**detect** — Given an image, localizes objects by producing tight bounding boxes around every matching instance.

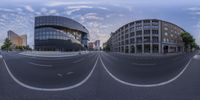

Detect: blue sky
[0,0,200,47]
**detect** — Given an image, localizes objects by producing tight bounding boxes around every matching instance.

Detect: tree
[1,38,12,51]
[180,32,196,52]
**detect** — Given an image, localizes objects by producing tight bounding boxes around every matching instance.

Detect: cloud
[0,8,14,12]
[188,7,200,11]
[48,9,57,14]
[83,13,104,20]
[66,9,81,15]
[97,6,109,10]
[35,12,42,15]
[16,8,23,12]
[24,5,34,12]
[46,1,94,7]
[67,5,93,9]
[41,8,48,13]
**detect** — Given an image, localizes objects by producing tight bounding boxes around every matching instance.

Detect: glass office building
[34,16,89,51]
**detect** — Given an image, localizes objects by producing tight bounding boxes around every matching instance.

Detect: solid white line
[2,54,99,91]
[100,55,194,87]
[29,62,53,67]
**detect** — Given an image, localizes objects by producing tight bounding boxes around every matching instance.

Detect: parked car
[193,52,200,60]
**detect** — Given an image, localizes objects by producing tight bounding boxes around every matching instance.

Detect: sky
[0,0,200,47]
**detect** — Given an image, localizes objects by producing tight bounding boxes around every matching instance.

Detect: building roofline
[114,19,186,33]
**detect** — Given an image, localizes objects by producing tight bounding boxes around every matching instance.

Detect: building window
[165,32,168,36]
[144,37,150,43]
[125,40,129,45]
[144,44,150,53]
[144,30,150,35]
[152,20,159,23]
[121,36,124,40]
[136,31,142,36]
[164,27,168,31]
[136,45,142,53]
[130,38,135,44]
[121,46,124,52]
[152,36,159,43]
[144,20,150,23]
[152,30,159,35]
[130,22,134,26]
[152,44,159,53]
[136,37,142,43]
[125,46,129,53]
[121,41,124,45]
[163,38,166,42]
[131,45,135,53]
[125,34,129,38]
[167,39,169,42]
[171,34,174,37]
[130,32,135,37]
[136,21,142,24]
[136,26,142,30]
[130,27,134,32]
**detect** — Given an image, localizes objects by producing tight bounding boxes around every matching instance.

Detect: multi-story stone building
[109,19,184,54]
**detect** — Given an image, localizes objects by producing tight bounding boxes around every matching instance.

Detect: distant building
[94,40,100,50]
[103,36,112,51]
[88,42,95,50]
[7,30,27,47]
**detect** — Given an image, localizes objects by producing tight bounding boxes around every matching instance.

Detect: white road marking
[57,73,63,77]
[100,53,195,87]
[2,54,99,91]
[29,62,53,67]
[67,72,74,75]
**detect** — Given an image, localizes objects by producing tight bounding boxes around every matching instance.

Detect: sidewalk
[19,51,89,57]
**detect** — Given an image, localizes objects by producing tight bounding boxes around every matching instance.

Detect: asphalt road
[1,51,99,88]
[100,51,197,84]
[0,51,200,100]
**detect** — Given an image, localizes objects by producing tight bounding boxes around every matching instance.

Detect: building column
[135,44,137,53]
[142,44,144,53]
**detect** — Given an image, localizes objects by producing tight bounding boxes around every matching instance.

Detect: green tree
[1,38,12,51]
[180,32,196,52]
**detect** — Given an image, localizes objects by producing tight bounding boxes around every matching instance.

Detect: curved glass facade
[34,16,89,51]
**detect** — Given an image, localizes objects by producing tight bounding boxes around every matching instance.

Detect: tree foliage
[1,38,12,51]
[181,32,199,51]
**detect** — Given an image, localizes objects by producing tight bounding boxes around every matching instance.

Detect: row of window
[116,25,159,33]
[36,28,82,39]
[111,30,159,43]
[35,34,70,40]
[115,44,159,53]
[116,30,159,36]
[163,38,178,43]
[116,37,159,45]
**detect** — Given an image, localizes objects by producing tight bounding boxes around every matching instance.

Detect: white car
[193,52,200,60]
